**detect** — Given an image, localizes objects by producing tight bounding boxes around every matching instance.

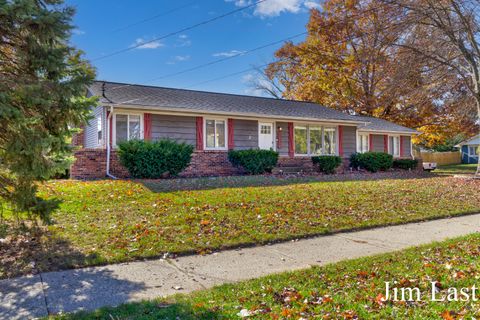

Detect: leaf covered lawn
[1,176,479,278]
[54,233,480,319]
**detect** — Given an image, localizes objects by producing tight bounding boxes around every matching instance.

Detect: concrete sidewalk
[1,214,479,319]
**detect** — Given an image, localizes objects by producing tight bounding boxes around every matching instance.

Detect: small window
[469,146,479,156]
[97,116,103,145]
[115,114,142,145]
[389,136,400,157]
[260,125,271,135]
[205,119,226,149]
[357,133,369,153]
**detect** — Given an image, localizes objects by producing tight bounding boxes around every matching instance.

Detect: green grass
[52,233,480,319]
[436,163,477,175]
[1,175,480,279]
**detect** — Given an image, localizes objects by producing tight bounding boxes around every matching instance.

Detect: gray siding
[402,136,411,157]
[84,105,105,148]
[276,122,289,156]
[371,134,386,152]
[342,126,356,157]
[151,114,196,145]
[233,119,258,150]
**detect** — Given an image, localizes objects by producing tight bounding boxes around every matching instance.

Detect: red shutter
[400,136,404,157]
[143,113,152,141]
[384,135,388,153]
[369,134,373,152]
[288,122,294,158]
[196,117,204,151]
[228,118,234,150]
[338,125,344,157]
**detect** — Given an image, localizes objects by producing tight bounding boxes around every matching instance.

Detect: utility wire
[111,0,198,33]
[93,0,267,61]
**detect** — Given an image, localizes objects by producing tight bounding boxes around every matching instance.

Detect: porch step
[272,166,315,174]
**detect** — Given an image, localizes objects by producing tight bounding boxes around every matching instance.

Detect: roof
[457,134,480,146]
[89,81,417,133]
[354,115,419,134]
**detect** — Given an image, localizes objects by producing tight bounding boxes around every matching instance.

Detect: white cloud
[72,29,85,35]
[225,0,320,17]
[176,34,192,47]
[167,55,191,65]
[212,50,246,58]
[131,37,164,50]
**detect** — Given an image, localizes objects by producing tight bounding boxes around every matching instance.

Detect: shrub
[357,152,393,173]
[349,153,362,169]
[393,159,418,170]
[228,149,279,174]
[118,139,194,178]
[312,156,342,174]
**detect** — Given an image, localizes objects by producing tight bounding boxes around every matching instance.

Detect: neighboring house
[71,81,418,179]
[456,134,479,164]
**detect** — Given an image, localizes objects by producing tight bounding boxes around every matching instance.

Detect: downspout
[106,106,117,179]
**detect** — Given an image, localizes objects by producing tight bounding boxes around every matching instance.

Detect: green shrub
[393,159,418,170]
[357,152,393,173]
[312,156,342,174]
[118,139,193,178]
[349,153,362,169]
[228,149,279,174]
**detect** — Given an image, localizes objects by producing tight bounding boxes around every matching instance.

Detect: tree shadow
[139,171,436,193]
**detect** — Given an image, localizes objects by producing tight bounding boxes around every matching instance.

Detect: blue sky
[67,0,320,95]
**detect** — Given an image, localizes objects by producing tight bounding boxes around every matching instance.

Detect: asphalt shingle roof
[89,81,417,133]
[354,115,418,134]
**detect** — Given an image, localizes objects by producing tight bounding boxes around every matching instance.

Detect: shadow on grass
[61,300,224,320]
[139,171,436,193]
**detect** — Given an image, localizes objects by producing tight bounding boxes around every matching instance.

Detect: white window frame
[97,115,103,146]
[204,118,228,150]
[357,132,369,153]
[469,146,479,156]
[294,123,338,157]
[112,112,144,147]
[388,135,400,157]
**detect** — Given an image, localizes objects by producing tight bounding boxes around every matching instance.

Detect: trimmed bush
[393,159,418,170]
[228,149,279,175]
[118,139,193,178]
[349,153,362,169]
[357,152,393,172]
[312,156,342,174]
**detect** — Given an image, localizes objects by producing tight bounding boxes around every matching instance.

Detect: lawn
[53,233,480,319]
[1,175,480,279]
[435,163,477,175]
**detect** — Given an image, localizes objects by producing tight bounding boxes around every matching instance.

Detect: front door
[259,122,274,150]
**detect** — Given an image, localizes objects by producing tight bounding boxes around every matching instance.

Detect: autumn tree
[0,0,96,222]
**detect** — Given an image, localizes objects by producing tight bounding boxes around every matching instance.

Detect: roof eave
[357,128,420,135]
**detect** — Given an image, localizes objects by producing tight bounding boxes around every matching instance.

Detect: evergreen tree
[0,0,96,222]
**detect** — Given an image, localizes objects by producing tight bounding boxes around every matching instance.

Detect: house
[71,81,419,179]
[456,134,479,164]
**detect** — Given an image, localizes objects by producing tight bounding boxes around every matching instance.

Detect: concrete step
[272,166,315,174]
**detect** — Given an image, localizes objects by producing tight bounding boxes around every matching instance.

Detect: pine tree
[0,0,96,222]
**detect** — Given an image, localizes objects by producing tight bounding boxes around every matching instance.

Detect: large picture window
[294,125,337,156]
[388,136,400,157]
[205,119,227,149]
[115,113,142,145]
[357,133,369,153]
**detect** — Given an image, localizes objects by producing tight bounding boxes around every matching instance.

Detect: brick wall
[71,125,85,148]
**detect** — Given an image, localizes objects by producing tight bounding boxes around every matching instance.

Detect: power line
[93,0,267,62]
[111,0,198,33]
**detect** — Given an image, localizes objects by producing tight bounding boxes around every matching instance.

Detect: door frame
[258,122,275,150]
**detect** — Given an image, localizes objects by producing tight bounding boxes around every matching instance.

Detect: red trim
[107,111,113,147]
[196,117,204,151]
[338,125,344,157]
[400,136,404,157]
[143,113,152,141]
[384,135,388,153]
[369,134,373,152]
[228,118,234,150]
[288,122,294,158]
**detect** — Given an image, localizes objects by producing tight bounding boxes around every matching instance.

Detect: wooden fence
[413,151,461,165]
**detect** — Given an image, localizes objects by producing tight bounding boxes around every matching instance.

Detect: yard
[52,233,480,319]
[435,163,478,175]
[1,174,480,279]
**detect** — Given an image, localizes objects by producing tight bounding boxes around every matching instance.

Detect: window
[294,125,337,156]
[260,125,271,134]
[97,116,103,145]
[469,146,479,156]
[357,133,369,153]
[205,119,227,149]
[115,113,142,145]
[388,136,400,157]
